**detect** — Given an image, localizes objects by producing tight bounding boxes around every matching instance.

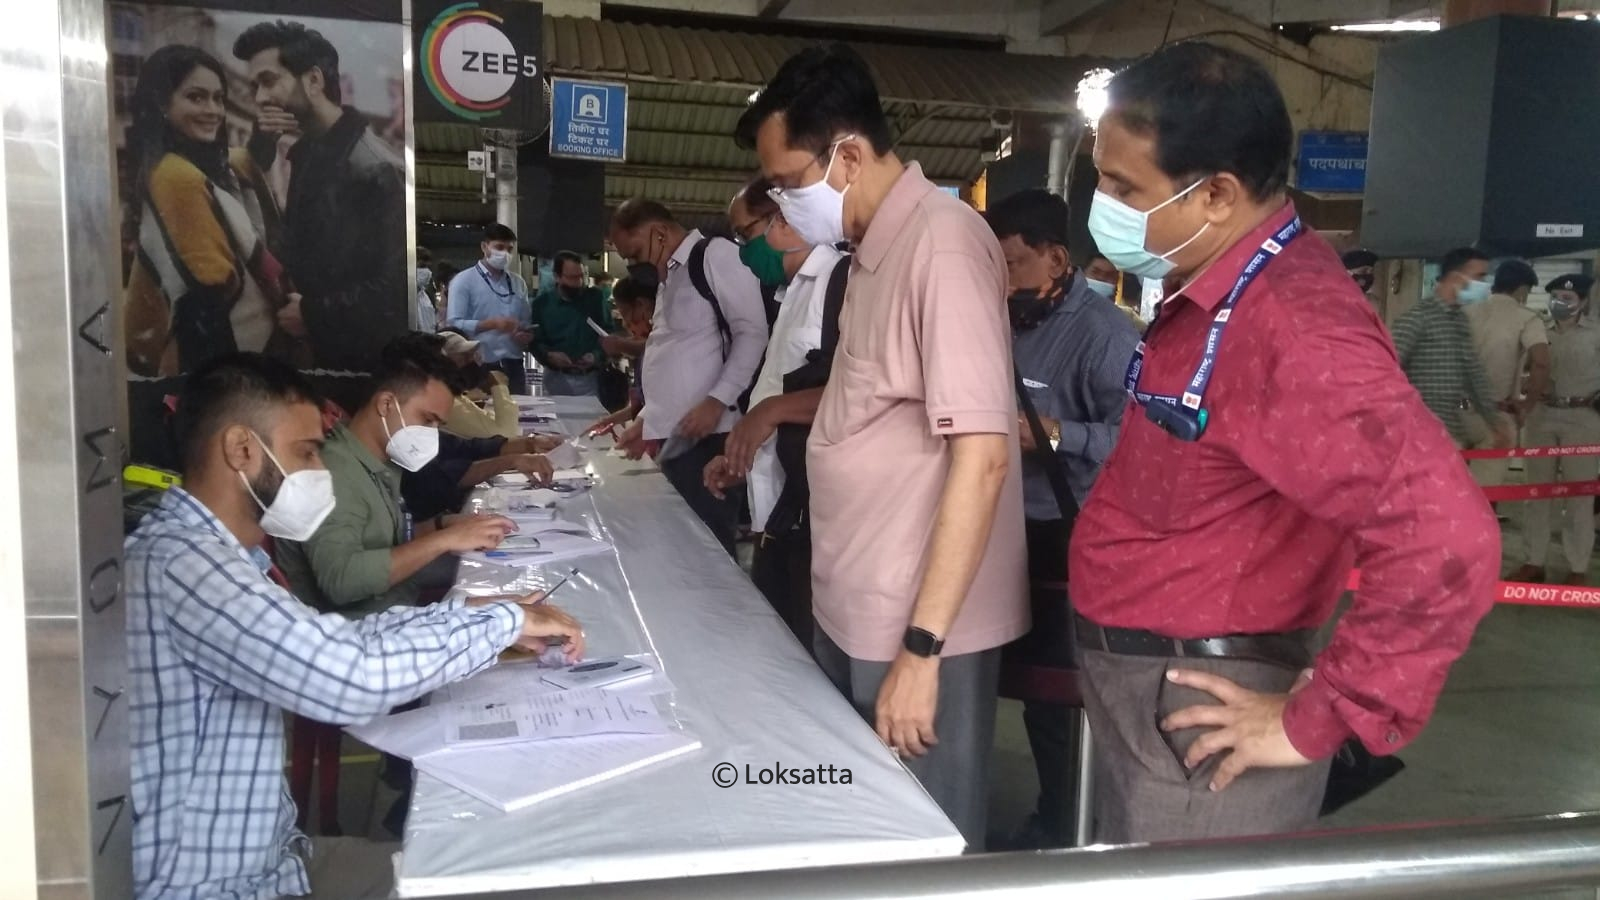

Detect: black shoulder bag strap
[820,255,851,356]
[1015,366,1079,520]
[686,237,732,360]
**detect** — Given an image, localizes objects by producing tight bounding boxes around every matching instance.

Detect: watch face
[904,627,941,657]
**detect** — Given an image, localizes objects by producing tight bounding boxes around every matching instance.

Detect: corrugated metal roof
[543,16,1090,115]
[420,14,1077,224]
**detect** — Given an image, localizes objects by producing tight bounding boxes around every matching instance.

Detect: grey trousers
[1078,649,1332,844]
[813,626,1000,849]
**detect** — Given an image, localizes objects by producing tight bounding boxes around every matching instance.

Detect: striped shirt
[126,488,521,900]
[1390,295,1498,445]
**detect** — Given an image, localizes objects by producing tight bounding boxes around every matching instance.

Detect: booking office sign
[414,0,544,127]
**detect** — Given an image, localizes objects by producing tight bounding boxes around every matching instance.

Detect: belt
[1544,396,1597,409]
[1073,614,1314,670]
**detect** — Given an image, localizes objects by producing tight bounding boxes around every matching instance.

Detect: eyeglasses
[730,215,775,247]
[766,133,857,200]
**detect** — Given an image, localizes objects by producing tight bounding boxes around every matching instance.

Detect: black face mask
[558,284,582,299]
[1352,274,1375,293]
[1009,277,1068,331]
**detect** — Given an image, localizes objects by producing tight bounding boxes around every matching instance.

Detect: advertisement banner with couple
[113,1,407,462]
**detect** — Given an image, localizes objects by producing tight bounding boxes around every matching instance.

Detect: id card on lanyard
[1124,215,1303,441]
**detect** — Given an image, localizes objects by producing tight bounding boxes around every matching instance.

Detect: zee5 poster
[111,0,409,464]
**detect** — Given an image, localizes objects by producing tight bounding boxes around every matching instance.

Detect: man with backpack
[705,176,850,650]
[607,199,769,552]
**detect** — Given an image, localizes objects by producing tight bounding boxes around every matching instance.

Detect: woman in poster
[123,44,304,376]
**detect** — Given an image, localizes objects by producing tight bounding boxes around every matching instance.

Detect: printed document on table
[445,687,667,746]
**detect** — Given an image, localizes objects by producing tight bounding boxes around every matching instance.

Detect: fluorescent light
[1076,68,1114,126]
[746,89,760,104]
[1332,20,1441,32]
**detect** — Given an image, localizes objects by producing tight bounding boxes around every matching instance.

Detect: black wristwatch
[902,626,945,658]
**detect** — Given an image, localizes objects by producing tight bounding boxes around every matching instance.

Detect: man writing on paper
[529,251,609,396]
[277,337,550,618]
[704,175,848,649]
[1070,42,1496,843]
[739,44,1027,846]
[607,199,769,553]
[126,353,583,900]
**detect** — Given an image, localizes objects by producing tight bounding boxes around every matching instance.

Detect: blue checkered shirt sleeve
[163,536,522,724]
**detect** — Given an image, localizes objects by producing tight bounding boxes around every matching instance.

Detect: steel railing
[441,811,1600,900]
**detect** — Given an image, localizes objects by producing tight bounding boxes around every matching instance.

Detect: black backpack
[686,237,780,412]
[762,254,852,536]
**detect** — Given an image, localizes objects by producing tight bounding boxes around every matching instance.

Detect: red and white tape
[1345,572,1600,609]
[1461,443,1600,460]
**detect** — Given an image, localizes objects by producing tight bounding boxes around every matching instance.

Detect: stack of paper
[417,733,701,812]
[462,527,612,566]
[349,672,697,812]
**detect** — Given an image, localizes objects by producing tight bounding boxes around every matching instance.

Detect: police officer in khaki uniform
[1465,260,1551,491]
[1512,274,1600,585]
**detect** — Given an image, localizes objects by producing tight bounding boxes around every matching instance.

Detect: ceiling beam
[758,0,793,17]
[1039,0,1119,36]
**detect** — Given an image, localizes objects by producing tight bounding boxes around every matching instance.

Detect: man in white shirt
[705,177,848,649]
[608,199,769,552]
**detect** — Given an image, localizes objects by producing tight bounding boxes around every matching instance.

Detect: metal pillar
[495,140,519,234]
[2,0,129,898]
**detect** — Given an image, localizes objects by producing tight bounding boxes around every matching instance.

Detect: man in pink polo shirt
[736,43,1027,846]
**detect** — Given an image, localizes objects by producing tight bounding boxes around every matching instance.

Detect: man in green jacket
[530,250,608,395]
[277,339,520,618]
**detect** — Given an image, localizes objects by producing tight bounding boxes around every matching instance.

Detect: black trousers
[1009,515,1080,841]
[492,357,528,395]
[659,433,737,554]
[751,525,813,652]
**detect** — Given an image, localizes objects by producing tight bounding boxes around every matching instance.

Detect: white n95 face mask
[485,249,510,271]
[240,432,335,541]
[768,135,854,248]
[381,404,440,472]
[1087,178,1210,281]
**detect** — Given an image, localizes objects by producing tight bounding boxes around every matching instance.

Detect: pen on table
[533,567,579,604]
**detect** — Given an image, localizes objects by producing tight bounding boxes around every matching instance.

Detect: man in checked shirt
[125,353,585,900]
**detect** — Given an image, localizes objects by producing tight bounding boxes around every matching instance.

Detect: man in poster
[235,20,407,372]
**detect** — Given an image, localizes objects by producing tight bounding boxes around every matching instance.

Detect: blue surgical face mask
[1084,276,1117,299]
[1457,277,1491,305]
[1086,179,1210,281]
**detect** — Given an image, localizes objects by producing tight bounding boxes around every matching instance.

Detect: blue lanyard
[1124,215,1303,441]
[478,263,516,301]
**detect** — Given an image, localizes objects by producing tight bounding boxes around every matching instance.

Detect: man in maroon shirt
[1069,42,1498,843]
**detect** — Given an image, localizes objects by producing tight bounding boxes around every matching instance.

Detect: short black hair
[483,223,516,244]
[610,276,657,307]
[737,174,781,221]
[1341,248,1378,270]
[735,43,893,157]
[372,333,460,401]
[175,352,322,476]
[1493,259,1538,293]
[1106,41,1293,202]
[552,250,585,277]
[611,199,675,233]
[232,20,342,104]
[416,246,433,265]
[985,189,1069,252]
[1440,246,1489,278]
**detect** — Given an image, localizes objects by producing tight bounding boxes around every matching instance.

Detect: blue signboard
[1296,131,1368,193]
[550,77,627,161]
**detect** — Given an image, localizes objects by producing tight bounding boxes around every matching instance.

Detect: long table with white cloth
[392,396,964,896]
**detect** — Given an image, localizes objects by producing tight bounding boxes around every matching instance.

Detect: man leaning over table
[126,352,583,900]
[739,44,1028,847]
[276,335,542,618]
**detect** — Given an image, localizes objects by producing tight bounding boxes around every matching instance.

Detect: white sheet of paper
[543,442,583,470]
[585,317,611,338]
[552,467,589,482]
[445,688,666,746]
